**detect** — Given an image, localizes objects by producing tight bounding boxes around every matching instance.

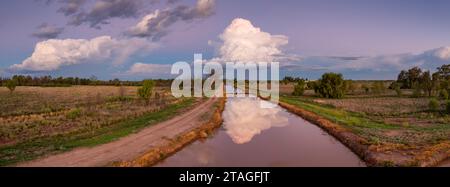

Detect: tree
[5,79,17,93]
[314,73,345,99]
[437,64,450,79]
[292,79,306,96]
[138,80,155,104]
[396,67,423,89]
[420,71,433,97]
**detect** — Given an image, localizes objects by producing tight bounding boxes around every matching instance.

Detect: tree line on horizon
[0,75,173,88]
[287,64,450,100]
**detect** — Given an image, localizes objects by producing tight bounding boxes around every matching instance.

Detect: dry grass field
[0,86,196,165]
[279,81,450,166]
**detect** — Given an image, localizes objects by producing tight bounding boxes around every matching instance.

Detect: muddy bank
[275,100,449,167]
[115,97,226,167]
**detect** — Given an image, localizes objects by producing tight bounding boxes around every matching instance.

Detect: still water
[156,87,365,167]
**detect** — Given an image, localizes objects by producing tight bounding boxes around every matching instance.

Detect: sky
[1,0,450,80]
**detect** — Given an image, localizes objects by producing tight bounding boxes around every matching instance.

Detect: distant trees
[0,75,172,87]
[138,80,155,104]
[395,65,450,98]
[313,73,346,99]
[282,76,308,84]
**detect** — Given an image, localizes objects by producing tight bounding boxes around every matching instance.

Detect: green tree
[314,73,345,99]
[420,71,433,97]
[439,89,449,100]
[428,98,440,111]
[138,80,155,104]
[292,79,306,96]
[5,79,17,93]
[396,66,423,89]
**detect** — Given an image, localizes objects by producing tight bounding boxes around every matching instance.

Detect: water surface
[156,88,365,167]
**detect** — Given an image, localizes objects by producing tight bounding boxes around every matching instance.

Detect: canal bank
[155,87,365,167]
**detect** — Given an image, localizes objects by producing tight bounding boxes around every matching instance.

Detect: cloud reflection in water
[222,98,289,144]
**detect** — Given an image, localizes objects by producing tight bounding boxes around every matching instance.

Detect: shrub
[428,98,440,111]
[138,80,155,104]
[390,82,402,97]
[306,81,317,90]
[395,87,402,97]
[314,73,345,99]
[446,100,450,114]
[361,84,370,94]
[66,108,82,119]
[345,80,358,94]
[371,82,385,94]
[412,83,422,97]
[292,79,306,96]
[5,79,17,93]
[439,89,449,100]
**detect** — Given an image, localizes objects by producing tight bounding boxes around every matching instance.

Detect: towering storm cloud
[217,18,289,62]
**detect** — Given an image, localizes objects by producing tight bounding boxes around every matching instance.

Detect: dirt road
[19,97,218,167]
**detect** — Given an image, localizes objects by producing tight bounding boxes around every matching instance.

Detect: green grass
[281,96,398,130]
[0,98,195,166]
[280,96,450,145]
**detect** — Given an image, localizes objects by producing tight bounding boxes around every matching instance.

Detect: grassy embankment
[280,95,450,166]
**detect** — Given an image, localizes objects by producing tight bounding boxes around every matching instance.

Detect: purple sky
[1,0,450,80]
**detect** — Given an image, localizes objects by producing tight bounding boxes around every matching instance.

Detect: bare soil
[18,97,218,167]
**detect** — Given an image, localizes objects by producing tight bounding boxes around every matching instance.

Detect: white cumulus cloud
[10,36,157,72]
[125,62,172,75]
[217,18,289,62]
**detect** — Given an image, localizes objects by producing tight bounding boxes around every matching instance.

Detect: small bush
[5,79,17,93]
[395,87,402,97]
[446,100,450,114]
[66,108,82,119]
[439,89,449,100]
[391,82,402,97]
[138,80,155,104]
[428,98,440,111]
[412,87,422,98]
[371,82,385,94]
